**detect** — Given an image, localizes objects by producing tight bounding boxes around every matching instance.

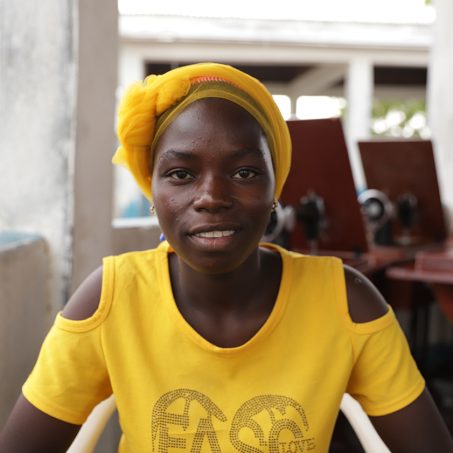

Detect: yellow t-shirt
[23,242,424,452]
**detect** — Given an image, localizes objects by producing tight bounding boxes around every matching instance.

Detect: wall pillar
[289,96,297,118]
[71,0,117,291]
[427,0,453,224]
[119,46,145,90]
[345,58,374,190]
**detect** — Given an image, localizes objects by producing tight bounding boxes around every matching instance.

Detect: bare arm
[0,267,103,452]
[370,388,453,452]
[344,265,453,452]
[0,396,80,453]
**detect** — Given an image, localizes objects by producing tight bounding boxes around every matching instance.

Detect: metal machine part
[395,192,419,245]
[298,191,327,253]
[358,189,393,236]
[396,192,418,230]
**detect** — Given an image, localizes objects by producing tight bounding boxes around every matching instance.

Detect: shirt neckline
[157,241,292,354]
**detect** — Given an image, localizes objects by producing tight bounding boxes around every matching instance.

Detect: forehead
[153,98,268,155]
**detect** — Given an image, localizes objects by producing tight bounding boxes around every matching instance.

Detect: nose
[192,174,233,213]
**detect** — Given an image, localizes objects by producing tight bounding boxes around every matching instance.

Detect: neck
[169,248,265,315]
[168,245,282,348]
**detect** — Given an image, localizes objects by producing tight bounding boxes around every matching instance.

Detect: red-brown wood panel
[281,118,368,254]
[359,139,447,245]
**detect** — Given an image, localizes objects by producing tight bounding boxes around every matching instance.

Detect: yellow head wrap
[113,62,291,200]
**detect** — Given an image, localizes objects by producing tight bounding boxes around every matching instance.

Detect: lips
[193,230,235,238]
[188,224,241,248]
[189,223,240,237]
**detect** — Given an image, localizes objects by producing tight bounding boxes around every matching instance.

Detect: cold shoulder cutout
[61,267,103,321]
[344,264,389,323]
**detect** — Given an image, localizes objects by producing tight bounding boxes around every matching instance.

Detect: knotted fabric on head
[113,63,292,200]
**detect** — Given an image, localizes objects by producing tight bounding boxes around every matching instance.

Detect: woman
[1,63,452,452]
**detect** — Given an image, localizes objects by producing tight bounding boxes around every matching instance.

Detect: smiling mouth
[193,230,235,238]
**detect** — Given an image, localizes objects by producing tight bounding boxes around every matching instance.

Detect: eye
[233,168,258,180]
[167,169,193,181]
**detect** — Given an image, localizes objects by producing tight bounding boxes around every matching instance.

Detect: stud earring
[150,204,156,215]
[272,200,278,212]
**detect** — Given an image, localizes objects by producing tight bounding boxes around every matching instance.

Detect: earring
[150,204,156,215]
[272,200,278,212]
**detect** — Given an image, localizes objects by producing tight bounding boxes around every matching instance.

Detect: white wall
[0,0,77,311]
[428,0,453,220]
[0,0,118,308]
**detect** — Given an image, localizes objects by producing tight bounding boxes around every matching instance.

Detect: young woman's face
[151,98,276,274]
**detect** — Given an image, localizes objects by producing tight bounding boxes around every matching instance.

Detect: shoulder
[343,264,389,323]
[61,266,103,320]
[61,248,164,321]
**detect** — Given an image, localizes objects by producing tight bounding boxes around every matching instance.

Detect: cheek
[152,186,191,224]
[154,195,179,217]
[246,194,274,228]
[249,177,275,209]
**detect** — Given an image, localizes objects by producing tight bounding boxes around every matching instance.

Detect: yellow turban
[113,63,291,200]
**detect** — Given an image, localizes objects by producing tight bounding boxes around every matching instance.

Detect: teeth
[195,230,235,238]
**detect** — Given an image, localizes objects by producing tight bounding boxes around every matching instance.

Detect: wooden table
[386,245,453,323]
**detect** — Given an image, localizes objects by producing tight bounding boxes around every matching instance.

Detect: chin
[181,246,260,276]
[182,255,245,276]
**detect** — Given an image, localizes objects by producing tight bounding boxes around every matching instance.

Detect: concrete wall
[112,217,162,255]
[0,0,118,448]
[71,0,117,292]
[0,0,77,312]
[0,0,117,306]
[0,234,52,427]
[427,0,453,219]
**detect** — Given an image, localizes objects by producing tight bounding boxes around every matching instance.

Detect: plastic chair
[66,395,116,453]
[340,393,391,453]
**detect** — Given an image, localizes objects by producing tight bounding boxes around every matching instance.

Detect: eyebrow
[230,147,266,159]
[156,149,197,163]
[157,147,266,163]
